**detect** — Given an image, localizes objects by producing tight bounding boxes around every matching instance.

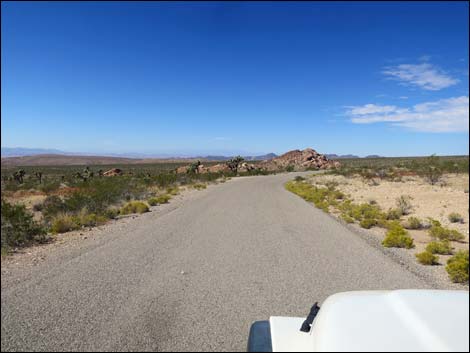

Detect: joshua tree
[34,171,43,184]
[13,169,26,184]
[83,166,92,179]
[75,172,87,182]
[187,160,201,174]
[226,156,244,173]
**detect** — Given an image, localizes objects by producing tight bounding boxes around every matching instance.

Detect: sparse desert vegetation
[286,155,469,284]
[1,156,296,255]
[0,163,230,253]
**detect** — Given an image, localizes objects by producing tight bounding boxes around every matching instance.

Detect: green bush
[120,201,149,215]
[339,202,383,222]
[39,181,61,193]
[386,208,402,220]
[382,222,414,249]
[294,176,305,182]
[148,194,171,206]
[74,210,107,227]
[360,218,377,229]
[285,181,335,212]
[42,195,66,218]
[1,199,47,248]
[448,212,464,223]
[166,186,180,195]
[429,224,465,242]
[404,216,422,230]
[446,251,469,283]
[426,241,453,255]
[286,165,295,172]
[147,197,159,206]
[420,155,443,185]
[192,183,207,190]
[50,213,80,234]
[416,251,439,265]
[103,208,119,219]
[340,214,355,223]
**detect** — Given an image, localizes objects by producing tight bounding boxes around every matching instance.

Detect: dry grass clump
[415,251,439,265]
[120,201,149,215]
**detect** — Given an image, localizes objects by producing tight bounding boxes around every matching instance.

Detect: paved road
[1,173,432,351]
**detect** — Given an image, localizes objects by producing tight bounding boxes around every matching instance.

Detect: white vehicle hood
[270,290,469,352]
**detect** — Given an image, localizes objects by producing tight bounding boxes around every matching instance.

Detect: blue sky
[1,1,469,157]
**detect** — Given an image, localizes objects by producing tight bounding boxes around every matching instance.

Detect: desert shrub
[382,222,414,249]
[404,216,422,230]
[50,213,80,234]
[420,155,443,185]
[153,173,178,188]
[448,212,464,223]
[285,181,334,212]
[103,208,119,219]
[386,208,402,220]
[147,197,159,206]
[148,194,171,206]
[120,201,149,215]
[294,176,305,182]
[340,214,355,223]
[63,192,96,213]
[349,203,383,222]
[1,199,47,248]
[396,195,413,215]
[74,209,107,227]
[416,251,439,265]
[360,218,377,229]
[376,218,392,229]
[429,224,465,242]
[66,177,147,214]
[147,194,171,206]
[42,195,66,218]
[192,183,207,190]
[426,240,453,255]
[38,180,61,193]
[286,165,295,172]
[446,251,469,283]
[166,186,180,195]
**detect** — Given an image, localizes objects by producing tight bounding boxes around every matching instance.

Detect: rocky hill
[176,148,339,174]
[260,148,340,171]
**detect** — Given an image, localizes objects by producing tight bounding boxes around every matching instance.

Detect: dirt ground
[308,173,469,265]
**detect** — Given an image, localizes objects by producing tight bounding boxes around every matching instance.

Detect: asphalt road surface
[1,173,432,352]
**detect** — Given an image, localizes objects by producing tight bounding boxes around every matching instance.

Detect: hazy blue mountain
[200,153,278,161]
[1,147,67,157]
[1,147,277,161]
[325,154,360,159]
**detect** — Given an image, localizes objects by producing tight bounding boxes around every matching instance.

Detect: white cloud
[382,63,459,91]
[349,104,398,115]
[347,96,469,133]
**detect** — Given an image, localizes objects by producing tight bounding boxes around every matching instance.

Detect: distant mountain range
[201,153,278,161]
[1,147,67,157]
[325,154,360,159]
[1,147,278,161]
[1,147,384,165]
